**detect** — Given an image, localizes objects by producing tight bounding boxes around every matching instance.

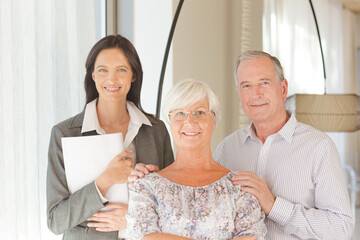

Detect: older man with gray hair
[214,50,355,239]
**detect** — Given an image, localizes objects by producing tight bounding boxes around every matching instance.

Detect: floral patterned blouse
[126,172,266,240]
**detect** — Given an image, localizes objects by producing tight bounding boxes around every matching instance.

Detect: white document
[61,132,128,204]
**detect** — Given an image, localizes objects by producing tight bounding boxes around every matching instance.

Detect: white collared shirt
[82,99,151,238]
[82,98,151,147]
[214,111,354,240]
[82,98,151,175]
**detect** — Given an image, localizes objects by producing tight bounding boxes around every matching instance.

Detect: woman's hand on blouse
[233,235,257,240]
[128,163,159,183]
[87,202,128,232]
[96,151,134,196]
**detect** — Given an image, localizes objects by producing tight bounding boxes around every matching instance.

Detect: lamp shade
[285,94,360,132]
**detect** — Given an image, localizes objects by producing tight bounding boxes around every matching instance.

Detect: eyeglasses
[168,110,214,121]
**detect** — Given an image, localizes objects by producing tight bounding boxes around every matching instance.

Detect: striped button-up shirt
[214,112,354,239]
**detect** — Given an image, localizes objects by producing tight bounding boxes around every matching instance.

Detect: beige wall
[357,15,360,48]
[172,0,263,150]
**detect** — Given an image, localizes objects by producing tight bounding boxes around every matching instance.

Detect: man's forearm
[268,197,354,239]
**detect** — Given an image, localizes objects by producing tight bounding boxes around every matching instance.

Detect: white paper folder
[61,132,128,204]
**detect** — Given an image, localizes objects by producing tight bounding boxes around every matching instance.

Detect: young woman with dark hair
[47,34,174,240]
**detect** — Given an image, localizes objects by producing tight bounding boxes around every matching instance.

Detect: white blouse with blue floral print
[126,172,266,240]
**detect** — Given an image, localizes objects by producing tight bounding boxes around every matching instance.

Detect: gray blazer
[46,110,174,240]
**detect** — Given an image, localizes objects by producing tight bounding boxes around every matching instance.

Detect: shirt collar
[242,124,256,144]
[81,99,151,134]
[277,110,296,144]
[243,110,296,144]
[81,99,104,134]
[126,101,152,127]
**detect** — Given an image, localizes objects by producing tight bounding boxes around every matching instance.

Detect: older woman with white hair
[126,79,266,240]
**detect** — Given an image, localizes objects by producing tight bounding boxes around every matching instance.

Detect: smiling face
[236,56,288,125]
[92,48,133,104]
[170,99,215,151]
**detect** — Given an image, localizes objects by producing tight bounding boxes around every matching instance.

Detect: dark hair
[84,34,145,112]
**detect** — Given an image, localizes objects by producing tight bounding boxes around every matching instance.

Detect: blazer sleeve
[134,118,174,170]
[159,120,174,169]
[46,125,106,235]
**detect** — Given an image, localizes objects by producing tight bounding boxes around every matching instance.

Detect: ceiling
[338,0,360,13]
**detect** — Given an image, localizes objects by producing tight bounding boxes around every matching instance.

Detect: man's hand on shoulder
[232,171,275,215]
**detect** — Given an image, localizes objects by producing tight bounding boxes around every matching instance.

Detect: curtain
[0,0,96,239]
[263,0,344,96]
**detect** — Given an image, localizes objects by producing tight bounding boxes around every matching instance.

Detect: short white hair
[234,50,285,88]
[162,79,221,125]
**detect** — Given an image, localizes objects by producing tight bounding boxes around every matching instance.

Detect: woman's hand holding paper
[96,151,134,196]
